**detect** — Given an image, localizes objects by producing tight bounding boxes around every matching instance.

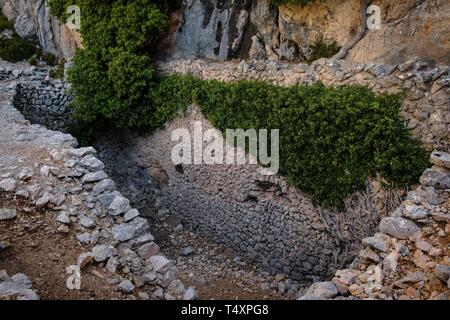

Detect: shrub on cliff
[0,34,38,62]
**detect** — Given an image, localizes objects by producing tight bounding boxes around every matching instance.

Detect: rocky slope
[300,151,450,300]
[2,0,449,65]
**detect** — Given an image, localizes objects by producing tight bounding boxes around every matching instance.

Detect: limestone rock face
[0,0,81,60]
[349,0,450,65]
[172,0,450,64]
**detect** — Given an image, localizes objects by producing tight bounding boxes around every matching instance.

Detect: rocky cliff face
[172,0,450,65]
[0,0,81,60]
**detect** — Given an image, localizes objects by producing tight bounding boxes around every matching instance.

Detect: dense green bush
[148,76,428,208]
[0,34,38,62]
[0,13,13,30]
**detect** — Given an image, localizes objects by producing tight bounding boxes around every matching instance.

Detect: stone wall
[14,80,74,132]
[156,57,450,152]
[95,107,404,280]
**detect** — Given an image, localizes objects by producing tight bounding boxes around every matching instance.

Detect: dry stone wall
[14,80,75,132]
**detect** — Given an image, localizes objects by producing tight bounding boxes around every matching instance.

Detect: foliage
[43,52,58,66]
[50,59,66,79]
[0,34,38,62]
[0,13,13,31]
[307,36,341,64]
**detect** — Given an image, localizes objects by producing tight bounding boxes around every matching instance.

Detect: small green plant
[0,34,38,62]
[50,59,66,79]
[43,52,58,66]
[306,36,341,64]
[29,56,38,66]
[0,13,13,31]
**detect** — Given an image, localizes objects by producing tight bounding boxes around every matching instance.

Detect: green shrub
[0,34,38,62]
[29,56,38,66]
[43,52,58,66]
[307,36,341,64]
[0,13,13,31]
[50,59,66,79]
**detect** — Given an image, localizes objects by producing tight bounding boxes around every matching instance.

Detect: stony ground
[150,214,308,300]
[301,152,450,300]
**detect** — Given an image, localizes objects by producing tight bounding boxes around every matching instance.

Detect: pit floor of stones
[146,211,309,300]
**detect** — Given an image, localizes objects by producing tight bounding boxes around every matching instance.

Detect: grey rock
[306,281,338,299]
[143,272,157,284]
[109,196,131,216]
[395,271,428,288]
[434,264,450,282]
[111,218,147,242]
[56,211,71,224]
[80,155,105,172]
[82,171,108,184]
[0,178,17,192]
[76,232,91,244]
[148,255,172,274]
[92,179,116,195]
[362,233,391,252]
[420,167,450,189]
[118,280,135,293]
[0,208,17,221]
[183,287,198,300]
[123,209,139,222]
[65,147,96,158]
[379,217,420,239]
[92,245,114,262]
[430,151,450,169]
[79,215,95,228]
[403,204,429,220]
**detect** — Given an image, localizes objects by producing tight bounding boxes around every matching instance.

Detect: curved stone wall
[94,107,404,280]
[13,81,74,132]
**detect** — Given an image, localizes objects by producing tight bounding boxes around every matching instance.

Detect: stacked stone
[300,151,450,300]
[14,82,74,132]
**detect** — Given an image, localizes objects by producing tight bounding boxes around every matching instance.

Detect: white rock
[0,178,17,192]
[0,208,17,221]
[92,245,114,262]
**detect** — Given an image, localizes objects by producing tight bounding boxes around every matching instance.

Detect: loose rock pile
[300,151,450,300]
[0,271,39,300]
